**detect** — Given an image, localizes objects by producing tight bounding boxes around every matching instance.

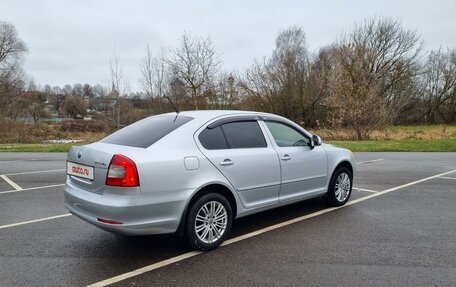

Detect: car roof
[161,110,278,123]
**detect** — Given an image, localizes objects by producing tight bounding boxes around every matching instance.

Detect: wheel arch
[334,160,353,177]
[176,182,238,236]
[326,159,354,189]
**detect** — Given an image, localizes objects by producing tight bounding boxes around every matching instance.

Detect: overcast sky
[2,0,456,91]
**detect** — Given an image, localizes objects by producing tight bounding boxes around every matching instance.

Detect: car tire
[186,193,233,251]
[324,166,353,207]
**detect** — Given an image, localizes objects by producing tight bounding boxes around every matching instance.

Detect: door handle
[220,159,234,166]
[281,154,291,161]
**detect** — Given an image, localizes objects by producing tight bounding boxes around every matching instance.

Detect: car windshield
[100,114,193,148]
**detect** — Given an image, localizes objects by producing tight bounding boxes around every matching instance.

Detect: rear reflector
[97,218,123,225]
[105,154,140,187]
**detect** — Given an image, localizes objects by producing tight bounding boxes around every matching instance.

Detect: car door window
[265,121,310,147]
[199,126,229,150]
[221,121,267,149]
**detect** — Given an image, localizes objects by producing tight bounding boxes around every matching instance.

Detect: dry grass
[0,120,106,144]
[310,125,456,141]
[66,131,106,143]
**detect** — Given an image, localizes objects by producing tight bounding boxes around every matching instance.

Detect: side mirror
[312,135,322,147]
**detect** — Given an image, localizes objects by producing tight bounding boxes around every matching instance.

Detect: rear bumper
[64,179,193,235]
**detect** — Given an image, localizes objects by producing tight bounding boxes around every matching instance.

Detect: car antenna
[165,96,180,122]
[166,96,180,114]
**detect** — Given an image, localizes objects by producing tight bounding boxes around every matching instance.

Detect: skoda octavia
[64,110,355,250]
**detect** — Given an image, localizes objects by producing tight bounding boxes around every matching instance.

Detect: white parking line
[0,159,41,162]
[356,159,384,164]
[0,214,71,230]
[87,168,456,287]
[0,184,65,195]
[88,251,203,287]
[0,175,23,191]
[354,187,378,193]
[439,176,456,181]
[3,169,65,176]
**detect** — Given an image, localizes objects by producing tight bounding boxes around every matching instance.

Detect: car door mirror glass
[312,135,322,146]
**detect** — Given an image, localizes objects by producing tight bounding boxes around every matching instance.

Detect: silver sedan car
[64,110,355,250]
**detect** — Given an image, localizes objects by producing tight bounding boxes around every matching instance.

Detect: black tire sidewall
[186,193,233,251]
[325,167,353,207]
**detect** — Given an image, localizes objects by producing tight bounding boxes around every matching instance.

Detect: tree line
[1,17,455,139]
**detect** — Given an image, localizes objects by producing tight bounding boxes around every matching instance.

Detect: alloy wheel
[335,172,351,202]
[194,201,228,244]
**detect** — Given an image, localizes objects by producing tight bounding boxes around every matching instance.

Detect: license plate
[67,161,94,180]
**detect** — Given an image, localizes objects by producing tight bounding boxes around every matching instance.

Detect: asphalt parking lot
[0,152,455,286]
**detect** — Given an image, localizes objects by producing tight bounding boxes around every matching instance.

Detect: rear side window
[100,115,193,148]
[199,126,229,150]
[221,121,267,149]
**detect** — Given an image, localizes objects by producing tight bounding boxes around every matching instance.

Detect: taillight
[105,154,139,187]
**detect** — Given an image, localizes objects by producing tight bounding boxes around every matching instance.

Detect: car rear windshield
[100,115,193,148]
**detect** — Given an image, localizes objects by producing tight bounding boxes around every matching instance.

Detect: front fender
[322,143,356,186]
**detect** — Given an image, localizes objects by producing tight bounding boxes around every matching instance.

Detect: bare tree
[82,83,94,99]
[0,21,28,120]
[92,84,107,98]
[110,52,128,95]
[139,45,167,113]
[168,72,187,110]
[72,83,83,97]
[420,49,456,123]
[110,51,129,129]
[306,46,338,127]
[208,73,240,109]
[240,26,312,124]
[325,17,421,139]
[169,33,221,109]
[62,84,72,96]
[0,21,27,67]
[240,58,278,112]
[140,45,154,105]
[18,91,49,123]
[62,95,86,119]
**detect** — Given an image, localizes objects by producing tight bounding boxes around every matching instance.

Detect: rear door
[197,117,281,208]
[262,120,328,202]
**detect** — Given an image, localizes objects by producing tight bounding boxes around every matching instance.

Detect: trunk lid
[67,144,114,194]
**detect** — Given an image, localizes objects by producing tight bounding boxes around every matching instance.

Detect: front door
[263,121,328,202]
